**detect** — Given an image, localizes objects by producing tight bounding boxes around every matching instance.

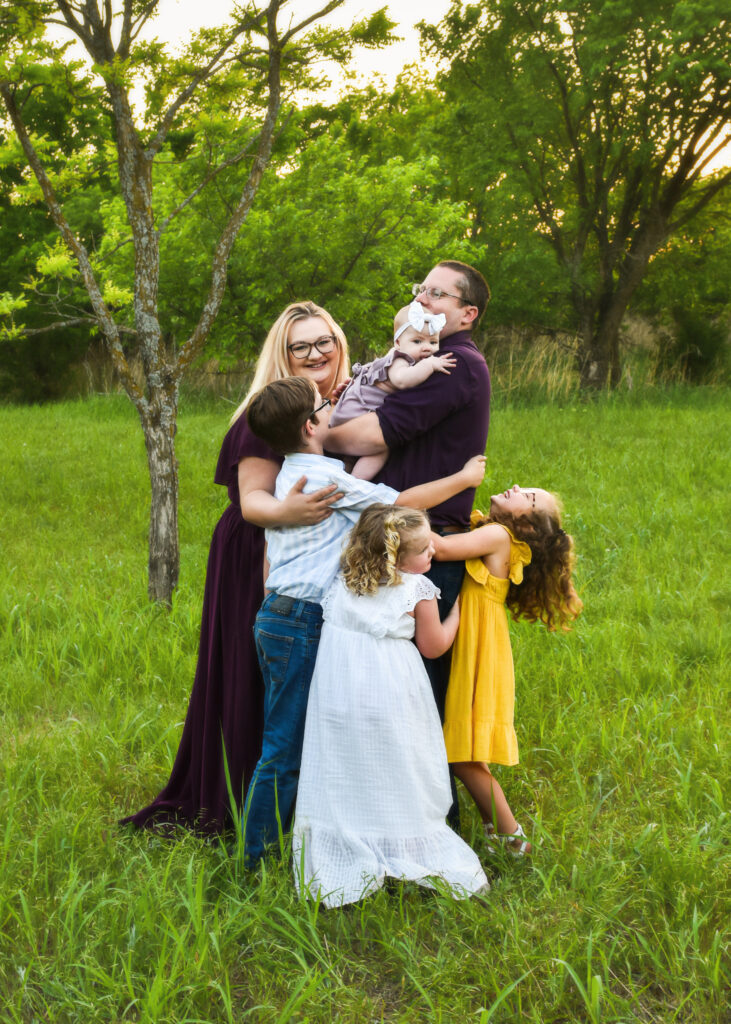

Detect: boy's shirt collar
[284,451,345,471]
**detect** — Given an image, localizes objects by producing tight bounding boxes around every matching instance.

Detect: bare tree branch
[681,118,731,182]
[54,0,85,40]
[281,0,343,46]
[173,2,285,379]
[129,0,160,43]
[157,137,257,235]
[669,168,731,232]
[55,0,111,61]
[18,317,137,337]
[145,9,267,159]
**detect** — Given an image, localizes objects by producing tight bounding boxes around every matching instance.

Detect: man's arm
[327,345,471,456]
[325,411,385,456]
[378,346,469,450]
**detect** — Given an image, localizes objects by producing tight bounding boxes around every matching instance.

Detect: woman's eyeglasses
[287,335,337,360]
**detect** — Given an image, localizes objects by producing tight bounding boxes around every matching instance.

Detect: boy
[242,375,485,866]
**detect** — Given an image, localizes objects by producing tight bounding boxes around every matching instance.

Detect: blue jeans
[244,593,323,866]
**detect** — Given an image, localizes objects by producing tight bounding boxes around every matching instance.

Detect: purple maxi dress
[120,416,281,834]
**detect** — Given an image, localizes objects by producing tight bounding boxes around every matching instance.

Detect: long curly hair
[476,500,582,631]
[342,505,430,596]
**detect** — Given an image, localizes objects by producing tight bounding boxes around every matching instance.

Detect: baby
[329,301,455,479]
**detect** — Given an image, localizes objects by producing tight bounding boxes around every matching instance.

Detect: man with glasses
[327,260,491,825]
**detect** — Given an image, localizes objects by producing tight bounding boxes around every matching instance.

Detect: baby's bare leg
[350,450,389,481]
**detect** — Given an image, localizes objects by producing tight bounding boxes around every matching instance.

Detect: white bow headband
[394,300,447,343]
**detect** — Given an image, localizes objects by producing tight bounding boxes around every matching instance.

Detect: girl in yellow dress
[432,485,582,855]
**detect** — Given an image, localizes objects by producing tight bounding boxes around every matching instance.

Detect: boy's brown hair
[246,376,319,455]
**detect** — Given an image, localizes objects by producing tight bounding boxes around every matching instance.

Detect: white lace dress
[293,573,489,907]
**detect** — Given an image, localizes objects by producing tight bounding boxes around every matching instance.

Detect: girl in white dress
[293,505,489,907]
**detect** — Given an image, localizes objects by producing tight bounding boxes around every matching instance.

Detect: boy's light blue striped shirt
[265,452,399,603]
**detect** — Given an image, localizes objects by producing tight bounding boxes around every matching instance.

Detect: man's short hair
[438,260,491,323]
[246,376,318,456]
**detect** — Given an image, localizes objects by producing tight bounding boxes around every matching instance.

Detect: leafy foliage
[2,2,729,399]
[0,0,396,600]
[634,179,731,381]
[421,0,731,385]
[171,132,478,363]
[0,47,112,396]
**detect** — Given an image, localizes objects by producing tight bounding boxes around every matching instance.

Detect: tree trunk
[579,305,624,389]
[578,334,612,389]
[140,389,179,604]
[4,0,353,605]
[578,218,667,389]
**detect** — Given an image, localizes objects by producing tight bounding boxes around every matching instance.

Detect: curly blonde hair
[476,500,582,631]
[342,505,430,596]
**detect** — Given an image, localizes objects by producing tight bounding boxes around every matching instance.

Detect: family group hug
[121,260,583,908]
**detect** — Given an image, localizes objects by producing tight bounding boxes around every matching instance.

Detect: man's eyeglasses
[287,335,337,360]
[411,283,469,305]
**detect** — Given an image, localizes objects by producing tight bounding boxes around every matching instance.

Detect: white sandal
[482,822,499,854]
[502,822,531,857]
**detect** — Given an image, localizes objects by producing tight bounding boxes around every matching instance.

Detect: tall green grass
[1,390,728,1022]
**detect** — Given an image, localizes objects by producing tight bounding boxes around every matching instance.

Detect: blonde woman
[121,302,350,834]
[293,504,488,908]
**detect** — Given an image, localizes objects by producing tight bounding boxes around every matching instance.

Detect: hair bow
[394,300,447,342]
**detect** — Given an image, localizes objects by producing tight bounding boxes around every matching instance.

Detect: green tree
[0,56,114,398]
[297,76,589,335]
[635,177,730,381]
[161,132,478,362]
[0,0,391,601]
[422,0,731,387]
[86,86,478,365]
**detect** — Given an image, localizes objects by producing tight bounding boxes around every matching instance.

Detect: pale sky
[48,1,728,170]
[148,0,452,98]
[46,0,453,109]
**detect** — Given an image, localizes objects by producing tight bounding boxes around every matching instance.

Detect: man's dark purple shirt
[374,330,490,528]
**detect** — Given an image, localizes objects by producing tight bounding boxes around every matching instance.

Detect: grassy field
[0,389,728,1023]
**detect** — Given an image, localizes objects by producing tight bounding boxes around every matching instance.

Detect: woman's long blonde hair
[231,301,350,424]
[342,505,430,596]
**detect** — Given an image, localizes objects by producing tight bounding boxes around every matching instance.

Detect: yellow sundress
[443,516,532,767]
